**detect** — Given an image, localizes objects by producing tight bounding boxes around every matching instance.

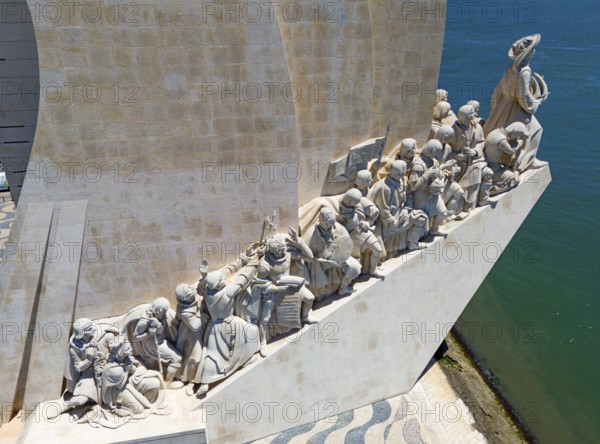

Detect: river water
[439,0,600,442]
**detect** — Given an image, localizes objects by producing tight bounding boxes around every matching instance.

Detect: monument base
[12,167,551,444]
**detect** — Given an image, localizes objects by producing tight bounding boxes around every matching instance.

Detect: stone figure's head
[206,271,226,292]
[341,188,362,210]
[399,138,417,160]
[467,100,480,117]
[433,101,452,120]
[109,339,133,362]
[436,89,448,103]
[267,233,288,258]
[151,297,170,319]
[509,34,541,66]
[354,170,373,195]
[175,283,196,304]
[435,125,455,144]
[457,105,476,126]
[505,122,529,141]
[389,160,408,181]
[73,318,95,342]
[422,140,443,160]
[318,207,337,230]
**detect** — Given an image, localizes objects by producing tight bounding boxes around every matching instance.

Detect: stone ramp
[203,167,551,444]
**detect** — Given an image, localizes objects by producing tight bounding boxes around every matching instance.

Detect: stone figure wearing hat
[484,34,549,172]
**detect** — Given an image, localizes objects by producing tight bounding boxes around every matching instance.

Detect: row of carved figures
[49,34,548,428]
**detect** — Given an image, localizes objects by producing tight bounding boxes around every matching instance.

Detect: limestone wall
[4,0,446,317]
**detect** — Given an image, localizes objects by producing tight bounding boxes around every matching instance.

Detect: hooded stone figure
[194,257,262,397]
[174,283,209,395]
[484,34,549,172]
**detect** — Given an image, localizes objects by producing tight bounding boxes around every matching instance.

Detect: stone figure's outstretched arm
[225,263,259,299]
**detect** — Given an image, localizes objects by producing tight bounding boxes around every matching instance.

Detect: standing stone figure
[195,256,262,396]
[484,34,549,172]
[430,101,453,140]
[410,140,455,235]
[467,100,484,126]
[449,104,487,219]
[369,160,428,257]
[337,188,383,276]
[174,283,209,395]
[435,89,457,125]
[256,230,317,350]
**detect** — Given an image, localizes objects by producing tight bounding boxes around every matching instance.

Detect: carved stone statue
[410,140,457,234]
[430,101,453,140]
[396,138,418,172]
[91,339,171,427]
[195,259,262,396]
[467,100,484,126]
[337,187,384,276]
[368,160,428,257]
[484,34,549,172]
[435,89,457,125]
[305,207,362,298]
[174,283,209,395]
[484,122,529,195]
[47,318,118,419]
[256,230,317,349]
[433,124,454,163]
[128,298,183,389]
[448,104,488,219]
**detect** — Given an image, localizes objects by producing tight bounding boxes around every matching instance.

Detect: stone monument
[0,1,551,442]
